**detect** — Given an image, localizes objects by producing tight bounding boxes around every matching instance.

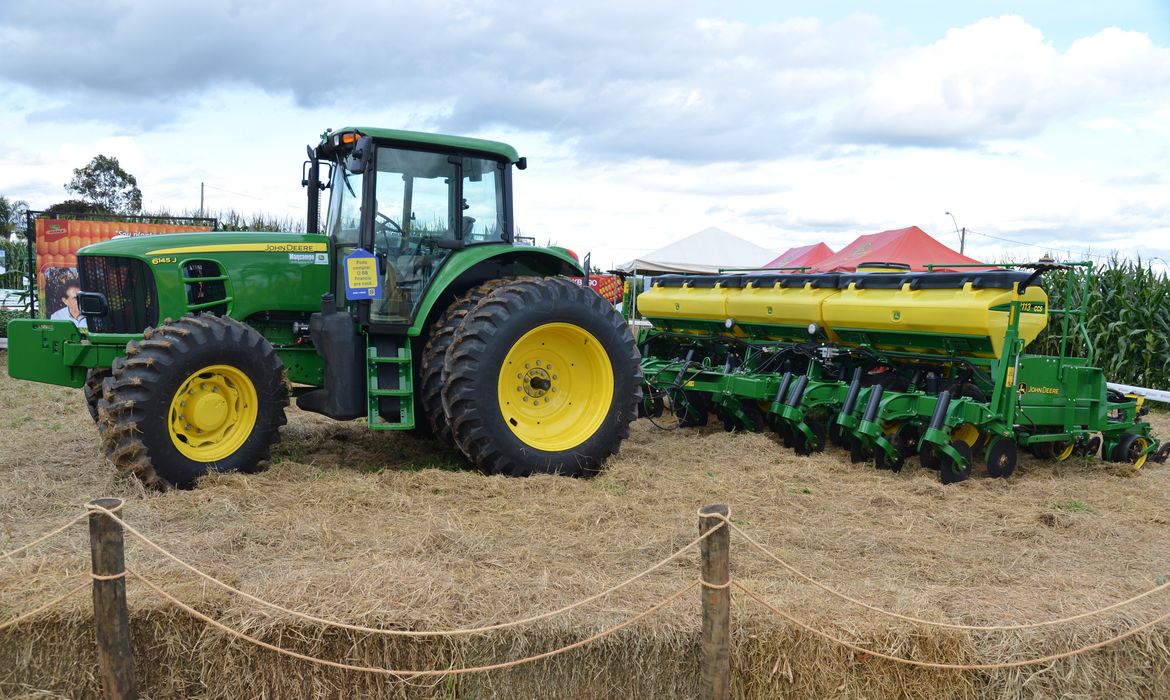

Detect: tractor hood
[75,230,332,334]
[78,231,325,259]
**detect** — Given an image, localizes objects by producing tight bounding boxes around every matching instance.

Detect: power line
[200,183,302,211]
[963,227,1153,265]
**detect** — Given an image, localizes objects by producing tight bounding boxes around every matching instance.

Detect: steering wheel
[412,235,439,256]
[375,211,403,236]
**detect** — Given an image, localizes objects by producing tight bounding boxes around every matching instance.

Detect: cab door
[365,147,458,326]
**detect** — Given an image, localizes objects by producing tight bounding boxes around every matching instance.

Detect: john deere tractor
[7,128,641,488]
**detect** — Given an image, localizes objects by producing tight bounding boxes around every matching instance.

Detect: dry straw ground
[3,347,1170,699]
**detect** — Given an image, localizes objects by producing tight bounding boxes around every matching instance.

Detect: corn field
[1030,258,1170,390]
[0,236,30,291]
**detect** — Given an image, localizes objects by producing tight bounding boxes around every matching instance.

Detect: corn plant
[1032,257,1170,389]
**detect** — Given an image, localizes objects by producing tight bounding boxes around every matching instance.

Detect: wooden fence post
[88,498,137,700]
[699,503,731,700]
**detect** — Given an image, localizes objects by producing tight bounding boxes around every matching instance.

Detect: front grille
[78,256,159,333]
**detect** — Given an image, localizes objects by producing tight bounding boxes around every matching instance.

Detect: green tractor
[7,128,641,488]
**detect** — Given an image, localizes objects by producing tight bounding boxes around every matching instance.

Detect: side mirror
[77,291,108,317]
[345,135,375,173]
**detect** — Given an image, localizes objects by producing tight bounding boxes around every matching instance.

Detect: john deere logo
[1027,386,1060,395]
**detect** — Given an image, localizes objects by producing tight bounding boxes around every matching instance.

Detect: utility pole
[945,211,965,255]
[200,182,204,218]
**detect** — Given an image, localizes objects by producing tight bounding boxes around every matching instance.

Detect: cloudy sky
[1,0,1169,269]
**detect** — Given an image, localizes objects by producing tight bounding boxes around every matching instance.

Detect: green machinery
[7,128,641,488]
[636,261,1166,482]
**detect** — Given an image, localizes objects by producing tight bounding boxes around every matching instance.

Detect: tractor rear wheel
[442,277,641,477]
[100,315,288,489]
[421,280,517,448]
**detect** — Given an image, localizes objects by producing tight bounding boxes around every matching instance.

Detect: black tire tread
[442,277,641,477]
[99,314,289,489]
[84,368,112,422]
[420,278,525,447]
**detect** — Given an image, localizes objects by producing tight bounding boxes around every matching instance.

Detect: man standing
[49,280,88,329]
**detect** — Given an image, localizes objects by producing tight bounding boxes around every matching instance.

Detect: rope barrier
[699,579,732,590]
[128,568,697,678]
[0,579,88,632]
[84,500,125,515]
[12,503,1165,680]
[734,580,1170,671]
[717,515,1170,632]
[86,503,719,637]
[91,571,127,581]
[0,513,88,561]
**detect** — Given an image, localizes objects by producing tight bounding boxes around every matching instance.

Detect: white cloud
[834,16,1170,147]
[0,5,1168,271]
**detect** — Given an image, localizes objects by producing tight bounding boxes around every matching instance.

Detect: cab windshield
[325,143,511,322]
[324,147,509,247]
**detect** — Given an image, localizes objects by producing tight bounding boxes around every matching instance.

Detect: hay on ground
[3,349,1170,698]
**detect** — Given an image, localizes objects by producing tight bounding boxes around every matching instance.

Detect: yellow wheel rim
[951,423,980,447]
[1055,441,1076,462]
[168,364,258,462]
[497,323,614,452]
[1132,436,1150,470]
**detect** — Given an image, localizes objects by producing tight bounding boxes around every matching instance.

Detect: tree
[65,155,143,214]
[44,199,109,218]
[0,195,29,241]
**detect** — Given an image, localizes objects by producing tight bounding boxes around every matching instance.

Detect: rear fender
[409,246,582,336]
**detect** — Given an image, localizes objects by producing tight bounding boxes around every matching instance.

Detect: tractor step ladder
[366,342,414,430]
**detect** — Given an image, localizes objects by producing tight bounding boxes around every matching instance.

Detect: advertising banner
[571,274,623,305]
[36,218,213,324]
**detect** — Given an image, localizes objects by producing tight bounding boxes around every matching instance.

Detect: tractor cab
[311,128,521,327]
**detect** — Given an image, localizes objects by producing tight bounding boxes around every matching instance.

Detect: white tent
[616,227,776,274]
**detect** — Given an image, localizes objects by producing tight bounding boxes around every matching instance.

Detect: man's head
[61,280,81,316]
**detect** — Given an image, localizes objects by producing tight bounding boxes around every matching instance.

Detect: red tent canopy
[764,242,834,270]
[811,226,989,272]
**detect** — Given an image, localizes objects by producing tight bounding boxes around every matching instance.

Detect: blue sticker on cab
[343,249,381,301]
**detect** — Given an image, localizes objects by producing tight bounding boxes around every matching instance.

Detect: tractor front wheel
[100,315,288,488]
[442,278,641,477]
[84,368,112,422]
